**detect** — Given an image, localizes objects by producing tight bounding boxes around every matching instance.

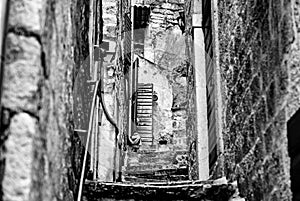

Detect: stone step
[124,166,189,183]
[124,173,189,183]
[125,150,188,175]
[83,180,236,201]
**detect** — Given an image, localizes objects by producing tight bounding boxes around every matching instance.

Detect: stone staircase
[83,179,237,201]
[124,148,189,182]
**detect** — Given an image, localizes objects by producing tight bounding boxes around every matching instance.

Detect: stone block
[2,113,37,201]
[3,33,42,114]
[8,0,43,34]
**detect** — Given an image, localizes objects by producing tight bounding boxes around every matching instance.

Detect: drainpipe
[192,0,209,180]
[0,0,9,128]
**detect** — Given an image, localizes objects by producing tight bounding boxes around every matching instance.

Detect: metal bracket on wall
[74,129,88,133]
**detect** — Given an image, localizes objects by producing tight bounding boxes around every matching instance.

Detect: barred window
[133,6,150,53]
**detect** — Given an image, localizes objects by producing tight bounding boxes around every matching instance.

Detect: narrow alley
[0,0,300,201]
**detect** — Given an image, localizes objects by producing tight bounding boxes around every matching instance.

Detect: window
[133,6,150,54]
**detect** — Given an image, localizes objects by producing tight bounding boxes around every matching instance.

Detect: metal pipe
[99,86,119,134]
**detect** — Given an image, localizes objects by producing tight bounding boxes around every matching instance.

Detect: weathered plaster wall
[142,25,187,144]
[218,0,295,200]
[1,0,90,200]
[138,58,173,145]
[138,58,188,151]
[141,1,187,150]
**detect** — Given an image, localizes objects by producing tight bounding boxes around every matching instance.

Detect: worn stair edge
[83,180,236,201]
[123,176,189,183]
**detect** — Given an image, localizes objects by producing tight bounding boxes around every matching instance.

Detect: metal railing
[76,77,120,200]
[77,80,100,201]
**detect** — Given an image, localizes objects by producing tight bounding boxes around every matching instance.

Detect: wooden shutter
[136,83,153,145]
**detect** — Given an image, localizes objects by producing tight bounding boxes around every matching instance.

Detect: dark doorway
[287,109,300,201]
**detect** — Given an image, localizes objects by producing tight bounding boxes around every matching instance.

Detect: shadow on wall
[287,109,300,201]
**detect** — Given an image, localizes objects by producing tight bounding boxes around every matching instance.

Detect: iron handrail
[77,80,100,201]
[76,77,121,200]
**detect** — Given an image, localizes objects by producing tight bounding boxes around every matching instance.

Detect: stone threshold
[83,179,236,201]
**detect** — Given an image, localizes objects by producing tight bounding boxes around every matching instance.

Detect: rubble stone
[2,113,37,201]
[2,34,41,114]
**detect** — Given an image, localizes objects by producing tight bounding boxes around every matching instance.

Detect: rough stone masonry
[217,0,300,200]
[1,0,300,201]
[1,0,90,200]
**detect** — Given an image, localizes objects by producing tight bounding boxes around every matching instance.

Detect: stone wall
[0,0,90,200]
[218,0,295,200]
